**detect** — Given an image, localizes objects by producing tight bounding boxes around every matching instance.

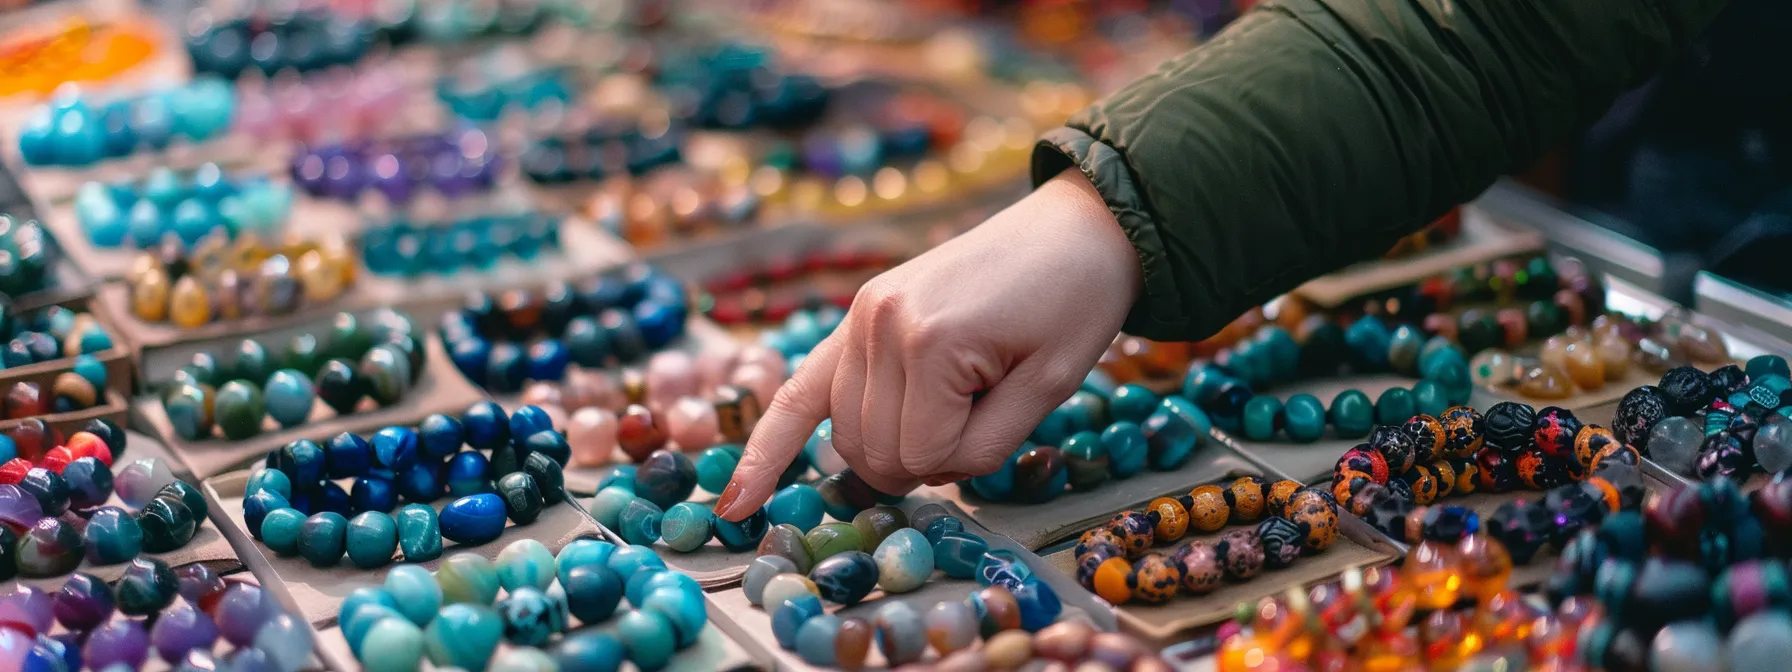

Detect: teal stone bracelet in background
[1181,320,1474,443]
[589,459,900,554]
[342,537,709,671]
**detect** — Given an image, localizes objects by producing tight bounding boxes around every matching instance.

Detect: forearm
[1035,0,1731,341]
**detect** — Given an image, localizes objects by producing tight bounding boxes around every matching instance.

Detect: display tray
[1040,510,1401,642]
[134,333,484,480]
[0,292,136,395]
[1293,207,1544,309]
[917,441,1264,552]
[705,499,1117,672]
[10,429,241,591]
[202,468,601,626]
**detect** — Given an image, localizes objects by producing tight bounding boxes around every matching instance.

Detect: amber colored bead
[617,404,668,462]
[1404,540,1462,610]
[1455,535,1512,603]
[976,586,1023,634]
[1594,336,1633,381]
[296,250,345,303]
[1105,511,1156,558]
[1128,554,1182,604]
[1147,497,1189,543]
[1290,497,1339,552]
[132,267,172,322]
[1406,467,1440,505]
[1223,477,1268,523]
[1431,460,1458,498]
[1091,557,1134,604]
[1186,485,1231,533]
[713,385,761,443]
[835,617,873,671]
[621,369,648,405]
[1450,458,1480,495]
[1405,507,1429,544]
[169,275,213,328]
[1517,365,1574,400]
[1573,426,1618,473]
[1561,341,1605,390]
[1405,414,1447,463]
[1265,480,1302,518]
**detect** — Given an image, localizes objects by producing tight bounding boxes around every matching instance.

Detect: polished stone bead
[1281,393,1327,443]
[298,512,348,567]
[1327,389,1375,439]
[1144,397,1209,470]
[804,522,863,563]
[424,602,503,670]
[633,450,697,510]
[498,586,565,647]
[1649,416,1705,476]
[978,549,1035,590]
[1376,387,1418,425]
[1011,445,1069,503]
[262,369,315,429]
[618,497,664,545]
[759,523,814,572]
[214,582,280,647]
[809,551,877,604]
[1061,431,1110,491]
[815,470,879,522]
[445,451,491,499]
[926,517,966,545]
[933,530,990,579]
[874,601,928,665]
[641,583,706,648]
[213,380,265,440]
[259,508,305,556]
[616,609,678,670]
[924,601,979,655]
[62,457,113,512]
[588,486,634,531]
[441,493,509,545]
[1011,578,1063,631]
[795,613,844,666]
[116,458,178,509]
[661,501,714,552]
[18,468,68,516]
[271,439,328,489]
[0,482,41,530]
[766,483,825,532]
[461,401,510,451]
[523,430,572,468]
[695,445,742,494]
[152,602,219,664]
[523,452,566,506]
[852,505,906,551]
[115,556,178,615]
[744,555,799,606]
[497,472,545,525]
[75,506,139,567]
[360,344,413,406]
[139,494,199,552]
[314,358,366,414]
[16,517,83,577]
[430,554,499,608]
[874,527,934,593]
[0,584,52,636]
[247,467,294,501]
[344,511,398,569]
[1109,384,1159,424]
[53,572,113,631]
[558,560,623,625]
[372,566,438,628]
[84,618,150,670]
[253,612,313,672]
[372,426,420,473]
[551,630,625,672]
[714,508,769,551]
[618,404,669,462]
[605,543,668,585]
[772,593,826,649]
[393,503,442,561]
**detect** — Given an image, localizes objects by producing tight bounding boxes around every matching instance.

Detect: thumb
[716,332,842,521]
[947,354,1081,477]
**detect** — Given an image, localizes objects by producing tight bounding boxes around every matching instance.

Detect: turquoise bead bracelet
[1182,320,1474,443]
[344,537,708,671]
[242,402,571,569]
[590,460,898,554]
[75,163,292,250]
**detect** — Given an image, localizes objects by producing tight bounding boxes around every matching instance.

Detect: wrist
[1037,168,1144,305]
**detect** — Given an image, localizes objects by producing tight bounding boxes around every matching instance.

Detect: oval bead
[440,493,508,546]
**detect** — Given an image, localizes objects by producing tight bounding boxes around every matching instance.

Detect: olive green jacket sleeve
[1032,0,1730,341]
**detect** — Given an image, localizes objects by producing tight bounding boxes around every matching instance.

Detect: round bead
[439,553,502,605]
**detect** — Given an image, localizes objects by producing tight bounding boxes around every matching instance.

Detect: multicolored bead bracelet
[1183,320,1474,443]
[0,455,200,578]
[17,79,236,168]
[240,402,571,568]
[1075,478,1336,605]
[159,310,424,441]
[342,538,708,671]
[2,565,311,670]
[74,164,293,250]
[1615,355,1792,480]
[438,264,689,394]
[126,232,358,327]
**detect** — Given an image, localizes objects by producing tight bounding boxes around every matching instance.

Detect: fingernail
[923,472,970,486]
[715,481,743,518]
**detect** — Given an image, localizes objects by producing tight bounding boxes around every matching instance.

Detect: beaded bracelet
[159,310,424,441]
[2,301,115,370]
[519,123,686,186]
[184,10,374,79]
[360,211,563,278]
[0,17,157,98]
[235,63,409,142]
[0,455,202,578]
[437,66,573,123]
[1,417,127,469]
[439,265,689,393]
[0,355,109,418]
[1327,254,1601,328]
[341,537,708,671]
[18,79,236,168]
[126,232,357,327]
[1614,355,1792,480]
[411,0,589,43]
[240,402,570,569]
[74,164,292,250]
[290,129,501,204]
[4,564,311,669]
[1182,320,1474,443]
[1072,478,1333,605]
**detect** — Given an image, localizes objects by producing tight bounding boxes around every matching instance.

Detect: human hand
[715,169,1143,520]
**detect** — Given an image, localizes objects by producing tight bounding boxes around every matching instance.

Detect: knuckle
[899,316,948,356]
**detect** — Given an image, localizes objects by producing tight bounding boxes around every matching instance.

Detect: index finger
[715,332,844,521]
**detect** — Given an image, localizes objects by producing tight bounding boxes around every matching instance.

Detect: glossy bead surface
[873,528,934,593]
[924,601,978,654]
[115,557,178,616]
[934,530,990,579]
[809,550,878,605]
[139,494,199,552]
[563,564,624,625]
[298,512,348,567]
[116,458,178,509]
[16,518,83,577]
[53,573,114,631]
[766,483,825,532]
[496,472,544,525]
[661,501,714,552]
[633,450,697,509]
[744,555,799,606]
[874,602,927,665]
[804,522,863,562]
[82,506,143,565]
[441,493,508,546]
[618,498,664,545]
[424,603,504,670]
[395,503,442,561]
[345,512,398,569]
[151,602,218,664]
